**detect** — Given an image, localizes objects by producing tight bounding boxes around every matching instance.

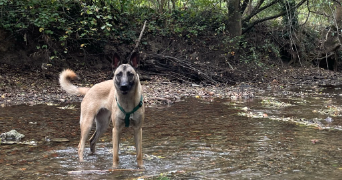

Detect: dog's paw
[137,162,144,169]
[112,163,119,169]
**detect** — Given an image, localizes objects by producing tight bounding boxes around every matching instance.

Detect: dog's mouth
[119,86,130,95]
[121,90,128,95]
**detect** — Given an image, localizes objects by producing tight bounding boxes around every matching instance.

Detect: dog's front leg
[112,124,120,168]
[134,127,143,168]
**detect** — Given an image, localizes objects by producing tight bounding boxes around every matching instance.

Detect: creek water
[1,87,342,179]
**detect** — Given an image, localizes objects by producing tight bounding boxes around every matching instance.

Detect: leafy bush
[0,0,135,55]
[0,0,230,57]
[0,0,330,70]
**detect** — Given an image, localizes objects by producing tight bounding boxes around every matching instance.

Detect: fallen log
[144,54,220,84]
[68,168,145,175]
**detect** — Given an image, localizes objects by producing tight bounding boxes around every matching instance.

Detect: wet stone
[50,138,70,142]
[0,129,25,142]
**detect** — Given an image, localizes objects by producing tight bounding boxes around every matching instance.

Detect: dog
[59,52,145,168]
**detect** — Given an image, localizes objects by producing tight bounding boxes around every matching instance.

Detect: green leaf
[45,30,53,34]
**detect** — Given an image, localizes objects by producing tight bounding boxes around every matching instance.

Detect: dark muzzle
[119,81,130,94]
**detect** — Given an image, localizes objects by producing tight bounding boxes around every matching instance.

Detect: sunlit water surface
[1,87,342,179]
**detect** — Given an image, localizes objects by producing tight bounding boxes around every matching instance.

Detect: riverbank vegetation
[0,0,341,84]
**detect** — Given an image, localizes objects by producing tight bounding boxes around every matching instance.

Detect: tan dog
[59,52,144,168]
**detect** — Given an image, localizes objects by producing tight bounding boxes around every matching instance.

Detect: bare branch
[241,0,250,14]
[255,0,265,9]
[242,0,307,34]
[332,0,341,5]
[128,20,147,60]
[309,10,331,18]
[243,0,278,23]
[299,0,310,26]
[134,20,147,51]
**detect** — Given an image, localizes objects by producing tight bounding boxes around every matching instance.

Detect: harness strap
[116,95,143,127]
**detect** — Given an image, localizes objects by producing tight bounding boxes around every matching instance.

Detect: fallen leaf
[311,139,319,144]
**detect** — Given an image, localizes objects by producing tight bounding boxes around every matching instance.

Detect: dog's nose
[120,82,129,91]
[120,85,128,91]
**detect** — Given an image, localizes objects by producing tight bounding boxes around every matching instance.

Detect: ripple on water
[1,94,342,179]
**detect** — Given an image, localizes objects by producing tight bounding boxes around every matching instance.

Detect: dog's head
[112,52,140,95]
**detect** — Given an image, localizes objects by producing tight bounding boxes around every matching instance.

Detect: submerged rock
[0,129,25,142]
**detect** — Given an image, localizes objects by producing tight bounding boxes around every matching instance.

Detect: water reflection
[1,95,342,179]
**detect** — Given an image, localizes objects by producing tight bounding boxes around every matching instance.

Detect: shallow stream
[1,86,342,179]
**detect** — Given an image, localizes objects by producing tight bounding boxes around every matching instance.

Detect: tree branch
[332,0,341,5]
[241,0,250,14]
[254,0,266,10]
[242,0,307,34]
[128,20,147,60]
[243,0,277,23]
[309,10,331,18]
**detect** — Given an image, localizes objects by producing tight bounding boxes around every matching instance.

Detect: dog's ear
[129,52,140,68]
[112,53,121,69]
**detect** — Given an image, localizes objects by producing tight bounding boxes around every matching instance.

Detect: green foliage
[222,32,282,68]
[0,0,230,57]
[0,0,336,69]
[142,9,228,38]
[0,0,132,55]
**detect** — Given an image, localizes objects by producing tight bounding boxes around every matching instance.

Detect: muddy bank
[0,65,341,107]
[0,66,254,107]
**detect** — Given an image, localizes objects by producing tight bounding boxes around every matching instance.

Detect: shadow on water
[1,89,342,179]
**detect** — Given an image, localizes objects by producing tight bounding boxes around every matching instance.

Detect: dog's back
[81,80,115,111]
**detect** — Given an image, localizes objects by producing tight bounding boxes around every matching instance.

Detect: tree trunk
[171,0,176,10]
[334,1,342,71]
[227,0,242,37]
[156,0,166,13]
[336,1,342,31]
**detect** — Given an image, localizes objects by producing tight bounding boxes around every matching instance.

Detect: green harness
[116,95,143,127]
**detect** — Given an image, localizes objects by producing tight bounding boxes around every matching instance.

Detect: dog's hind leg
[78,114,94,162]
[89,109,111,154]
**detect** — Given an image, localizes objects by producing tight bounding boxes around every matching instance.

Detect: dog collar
[116,95,143,127]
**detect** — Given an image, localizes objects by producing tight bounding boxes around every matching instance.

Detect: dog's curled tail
[59,69,89,96]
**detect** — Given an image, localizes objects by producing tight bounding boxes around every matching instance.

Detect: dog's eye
[116,72,123,77]
[127,72,134,77]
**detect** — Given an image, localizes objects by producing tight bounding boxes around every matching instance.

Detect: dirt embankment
[1,28,342,107]
[0,62,341,108]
